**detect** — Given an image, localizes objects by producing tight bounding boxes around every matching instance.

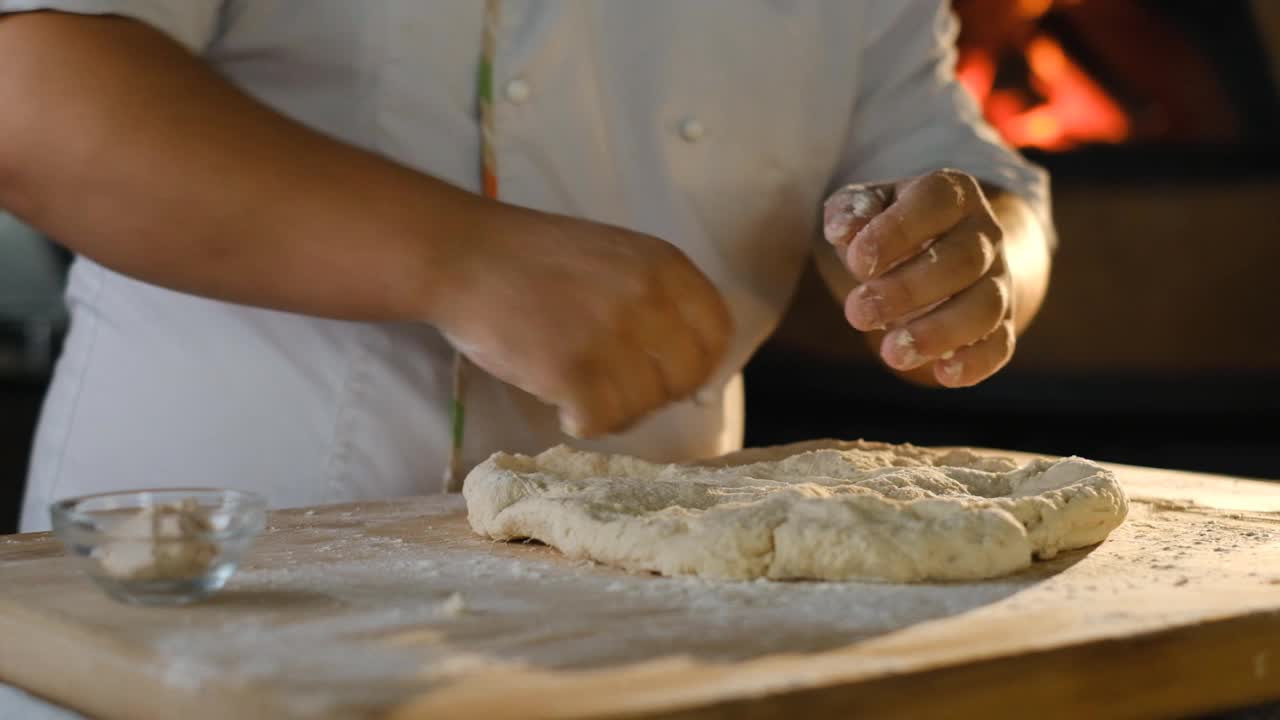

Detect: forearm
[984,186,1052,334]
[0,12,490,323]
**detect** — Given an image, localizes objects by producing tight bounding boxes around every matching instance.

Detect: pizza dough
[463,440,1129,582]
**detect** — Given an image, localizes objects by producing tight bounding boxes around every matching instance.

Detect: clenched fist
[433,205,733,437]
[823,170,1018,387]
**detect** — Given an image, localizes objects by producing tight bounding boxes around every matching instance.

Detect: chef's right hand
[432,206,733,437]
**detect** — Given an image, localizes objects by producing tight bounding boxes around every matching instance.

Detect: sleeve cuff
[0,0,221,53]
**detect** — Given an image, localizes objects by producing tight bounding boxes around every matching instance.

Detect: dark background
[0,376,43,533]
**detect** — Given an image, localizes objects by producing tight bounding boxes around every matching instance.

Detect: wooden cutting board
[1,452,1279,720]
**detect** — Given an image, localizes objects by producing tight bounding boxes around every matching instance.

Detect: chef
[0,0,1052,533]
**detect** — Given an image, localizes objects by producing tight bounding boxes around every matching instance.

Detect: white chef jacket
[6,0,1049,532]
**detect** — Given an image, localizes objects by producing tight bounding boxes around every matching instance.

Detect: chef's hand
[433,206,733,437]
[822,170,1016,387]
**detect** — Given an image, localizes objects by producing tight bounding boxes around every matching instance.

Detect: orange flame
[959,34,1130,151]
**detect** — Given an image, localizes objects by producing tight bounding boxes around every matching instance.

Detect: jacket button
[679,117,706,142]
[504,78,531,104]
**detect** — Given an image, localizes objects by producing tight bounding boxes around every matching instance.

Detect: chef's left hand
[822,170,1015,388]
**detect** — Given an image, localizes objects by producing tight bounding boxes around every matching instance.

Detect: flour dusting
[120,492,1276,718]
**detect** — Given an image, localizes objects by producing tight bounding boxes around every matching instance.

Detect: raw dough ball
[463,440,1128,582]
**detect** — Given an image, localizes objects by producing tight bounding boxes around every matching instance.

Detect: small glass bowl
[50,488,267,606]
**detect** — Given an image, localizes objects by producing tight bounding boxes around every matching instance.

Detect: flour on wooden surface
[122,493,1272,718]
